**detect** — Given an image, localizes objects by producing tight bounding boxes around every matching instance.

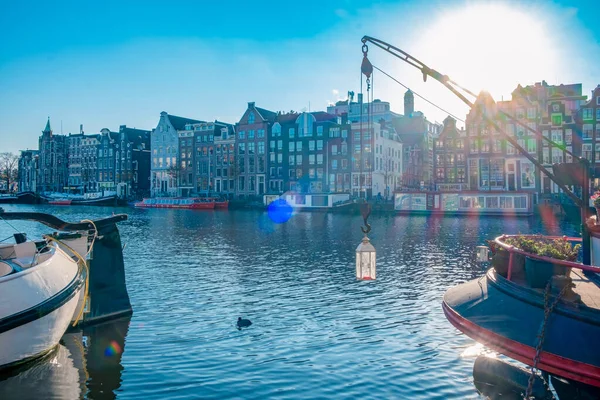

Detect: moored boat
[443,234,600,389]
[134,197,215,209]
[0,210,132,370]
[71,194,117,206]
[48,199,72,205]
[0,235,84,369]
[0,194,18,204]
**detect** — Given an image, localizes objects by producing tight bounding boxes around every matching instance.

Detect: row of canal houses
[18,81,600,203]
[150,99,409,200]
[434,82,600,204]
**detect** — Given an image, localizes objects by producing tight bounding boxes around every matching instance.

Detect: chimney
[248,101,255,108]
[80,124,84,134]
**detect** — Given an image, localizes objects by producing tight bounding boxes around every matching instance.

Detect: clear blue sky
[1,0,598,153]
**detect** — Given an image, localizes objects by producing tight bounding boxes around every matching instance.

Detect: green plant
[592,191,600,208]
[503,235,580,262]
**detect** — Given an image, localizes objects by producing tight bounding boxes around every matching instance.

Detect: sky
[1,0,599,153]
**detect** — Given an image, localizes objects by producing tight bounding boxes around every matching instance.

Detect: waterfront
[0,205,577,399]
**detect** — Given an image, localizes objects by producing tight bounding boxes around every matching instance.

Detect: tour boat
[208,198,229,209]
[134,197,215,209]
[0,210,132,370]
[443,234,600,389]
[0,194,18,204]
[48,199,73,205]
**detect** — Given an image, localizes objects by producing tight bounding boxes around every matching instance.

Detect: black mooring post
[582,159,591,265]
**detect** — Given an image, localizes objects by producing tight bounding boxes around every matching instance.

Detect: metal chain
[524,281,570,399]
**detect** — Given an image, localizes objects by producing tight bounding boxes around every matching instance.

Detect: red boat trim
[442,301,600,388]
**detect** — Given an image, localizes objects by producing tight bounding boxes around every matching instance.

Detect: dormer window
[248,112,255,124]
[185,124,191,130]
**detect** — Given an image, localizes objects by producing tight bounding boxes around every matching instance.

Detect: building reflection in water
[0,316,131,400]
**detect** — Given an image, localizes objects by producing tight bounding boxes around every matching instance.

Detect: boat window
[485,196,499,209]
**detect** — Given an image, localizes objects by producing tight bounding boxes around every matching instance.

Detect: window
[514,196,527,209]
[248,112,255,124]
[595,144,600,162]
[270,140,275,150]
[309,154,315,164]
[257,129,265,138]
[248,130,255,139]
[277,140,282,150]
[296,141,302,151]
[527,139,536,153]
[341,129,348,138]
[551,114,562,126]
[583,144,593,160]
[317,140,323,150]
[583,108,594,120]
[248,143,255,154]
[289,128,295,138]
[341,159,348,169]
[258,142,265,154]
[583,124,594,140]
[505,124,514,136]
[527,108,536,119]
[272,123,281,136]
[565,129,572,144]
[341,143,347,154]
[317,154,323,164]
[289,155,295,166]
[550,130,562,143]
[309,141,315,151]
[552,148,563,164]
[354,131,361,142]
[238,143,245,154]
[317,126,323,136]
[296,155,302,165]
[239,176,245,191]
[331,145,338,155]
[270,153,275,162]
[566,146,573,163]
[332,159,338,170]
[354,144,361,154]
[239,131,245,139]
[543,148,549,164]
[520,161,535,189]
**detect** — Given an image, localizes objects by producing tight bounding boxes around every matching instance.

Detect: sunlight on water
[0,205,579,399]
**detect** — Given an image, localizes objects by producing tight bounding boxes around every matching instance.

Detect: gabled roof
[311,111,338,122]
[166,114,204,130]
[255,107,277,122]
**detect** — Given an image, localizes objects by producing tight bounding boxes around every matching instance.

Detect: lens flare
[104,340,122,357]
[267,199,293,224]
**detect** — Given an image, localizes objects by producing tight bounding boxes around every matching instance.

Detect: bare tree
[0,152,19,192]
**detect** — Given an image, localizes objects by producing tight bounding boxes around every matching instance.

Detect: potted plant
[523,237,580,288]
[488,235,537,278]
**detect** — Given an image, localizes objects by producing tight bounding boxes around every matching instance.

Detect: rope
[0,214,20,233]
[43,218,98,327]
[372,64,465,123]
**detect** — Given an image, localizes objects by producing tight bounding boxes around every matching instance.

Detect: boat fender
[472,356,553,399]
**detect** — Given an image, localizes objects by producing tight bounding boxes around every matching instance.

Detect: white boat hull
[0,245,83,369]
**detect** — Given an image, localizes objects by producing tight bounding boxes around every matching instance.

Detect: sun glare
[416,3,561,100]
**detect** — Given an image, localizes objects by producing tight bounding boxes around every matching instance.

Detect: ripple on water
[0,205,578,399]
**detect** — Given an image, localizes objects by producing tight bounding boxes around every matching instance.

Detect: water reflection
[0,316,130,400]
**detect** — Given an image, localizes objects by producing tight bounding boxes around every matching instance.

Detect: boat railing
[494,234,600,281]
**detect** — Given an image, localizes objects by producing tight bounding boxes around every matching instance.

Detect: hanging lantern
[356,236,376,280]
[475,245,490,263]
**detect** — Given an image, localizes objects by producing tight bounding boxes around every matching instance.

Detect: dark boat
[71,194,117,206]
[16,191,39,204]
[0,195,17,204]
[443,234,600,389]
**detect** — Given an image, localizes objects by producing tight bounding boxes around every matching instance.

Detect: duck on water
[237,317,252,330]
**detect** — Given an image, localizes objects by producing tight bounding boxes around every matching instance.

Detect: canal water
[0,205,578,399]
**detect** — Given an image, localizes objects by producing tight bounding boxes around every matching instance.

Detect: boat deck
[506,268,600,311]
[570,269,600,310]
